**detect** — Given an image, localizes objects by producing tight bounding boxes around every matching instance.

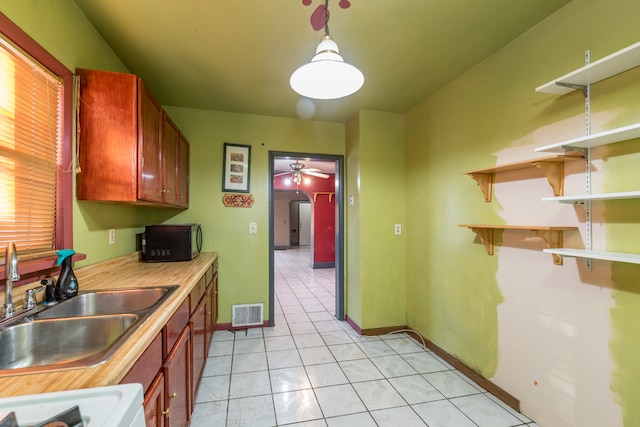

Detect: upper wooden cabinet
[160,114,179,206]
[76,68,189,208]
[178,133,190,208]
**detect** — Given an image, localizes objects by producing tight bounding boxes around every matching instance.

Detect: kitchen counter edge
[0,251,218,398]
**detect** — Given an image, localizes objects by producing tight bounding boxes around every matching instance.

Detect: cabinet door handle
[162,408,171,417]
[169,392,178,399]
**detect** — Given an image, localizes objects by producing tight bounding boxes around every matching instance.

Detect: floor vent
[232,303,264,327]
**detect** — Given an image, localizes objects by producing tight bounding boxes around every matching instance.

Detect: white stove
[0,383,144,427]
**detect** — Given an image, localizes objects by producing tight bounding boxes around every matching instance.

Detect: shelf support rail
[584,50,592,270]
[555,51,593,270]
[580,49,593,271]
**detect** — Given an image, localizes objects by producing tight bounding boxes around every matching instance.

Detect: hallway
[191,248,538,426]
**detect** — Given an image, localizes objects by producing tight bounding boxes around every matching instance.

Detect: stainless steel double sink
[0,286,177,375]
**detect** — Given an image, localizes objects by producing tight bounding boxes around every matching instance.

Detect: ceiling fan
[274,160,329,184]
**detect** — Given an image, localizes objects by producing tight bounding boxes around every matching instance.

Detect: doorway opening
[269,151,345,326]
[289,200,311,247]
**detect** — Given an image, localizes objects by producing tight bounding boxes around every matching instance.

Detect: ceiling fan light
[290,35,364,100]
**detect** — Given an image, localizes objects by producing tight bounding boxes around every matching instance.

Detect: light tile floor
[192,247,538,427]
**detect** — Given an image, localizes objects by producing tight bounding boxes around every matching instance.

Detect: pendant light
[290,0,364,100]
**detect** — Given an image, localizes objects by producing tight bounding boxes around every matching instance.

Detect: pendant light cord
[324,0,330,36]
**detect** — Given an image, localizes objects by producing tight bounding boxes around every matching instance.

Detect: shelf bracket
[468,227,494,255]
[468,173,493,202]
[312,192,335,202]
[532,229,564,265]
[532,161,565,197]
[555,81,588,97]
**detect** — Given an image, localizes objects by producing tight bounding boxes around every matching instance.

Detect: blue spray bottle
[54,249,78,301]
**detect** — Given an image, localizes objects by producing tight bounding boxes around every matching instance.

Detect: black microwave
[142,224,202,262]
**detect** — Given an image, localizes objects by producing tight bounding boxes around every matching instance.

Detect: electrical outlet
[394,224,402,235]
[249,222,257,234]
[109,228,116,244]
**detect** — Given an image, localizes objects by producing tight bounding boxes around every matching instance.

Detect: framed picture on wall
[222,142,251,193]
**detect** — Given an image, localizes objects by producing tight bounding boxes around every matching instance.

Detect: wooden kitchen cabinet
[164,326,191,427]
[144,372,166,427]
[207,269,219,351]
[190,285,207,408]
[178,133,190,208]
[76,68,189,208]
[137,84,163,203]
[190,261,218,409]
[204,281,214,354]
[122,299,191,427]
[121,260,217,426]
[161,114,179,206]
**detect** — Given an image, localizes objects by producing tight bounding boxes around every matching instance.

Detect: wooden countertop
[0,251,218,398]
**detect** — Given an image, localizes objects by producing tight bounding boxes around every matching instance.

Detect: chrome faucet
[2,243,19,319]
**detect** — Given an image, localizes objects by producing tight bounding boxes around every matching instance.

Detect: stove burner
[0,406,83,427]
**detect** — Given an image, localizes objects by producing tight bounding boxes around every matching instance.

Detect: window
[0,13,73,282]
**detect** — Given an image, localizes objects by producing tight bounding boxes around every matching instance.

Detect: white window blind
[0,35,62,255]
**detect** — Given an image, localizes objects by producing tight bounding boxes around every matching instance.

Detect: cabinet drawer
[120,332,162,393]
[204,265,213,285]
[164,299,189,357]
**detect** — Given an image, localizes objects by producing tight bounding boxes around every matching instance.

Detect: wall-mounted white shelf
[535,122,640,153]
[543,248,640,265]
[536,41,640,94]
[536,41,640,268]
[459,224,577,265]
[543,191,640,203]
[464,154,583,202]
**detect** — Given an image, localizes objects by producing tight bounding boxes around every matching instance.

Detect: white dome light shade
[290,35,364,100]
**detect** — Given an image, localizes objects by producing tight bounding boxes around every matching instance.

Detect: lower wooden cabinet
[190,292,207,407]
[122,260,218,427]
[205,270,218,358]
[144,372,166,427]
[121,302,191,427]
[164,327,191,427]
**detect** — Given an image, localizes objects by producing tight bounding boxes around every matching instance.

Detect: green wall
[0,0,171,266]
[159,107,344,323]
[346,110,406,329]
[404,0,640,425]
[7,1,640,424]
[345,113,362,324]
[0,2,345,325]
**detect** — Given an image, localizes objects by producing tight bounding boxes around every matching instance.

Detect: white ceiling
[274,157,336,175]
[71,0,570,123]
